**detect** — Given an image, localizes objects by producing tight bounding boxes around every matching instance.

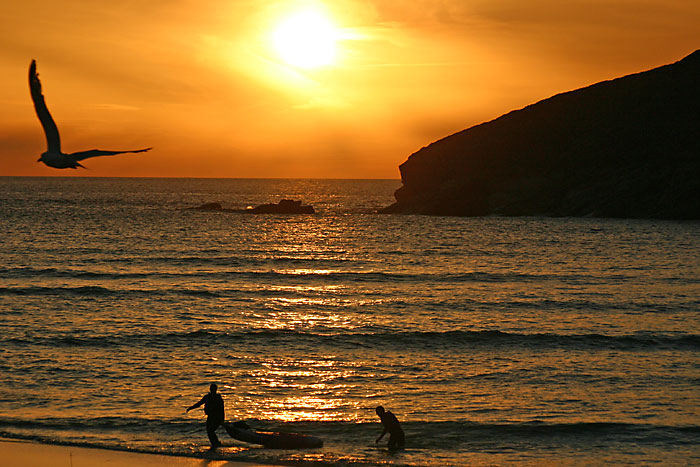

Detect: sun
[272,10,338,69]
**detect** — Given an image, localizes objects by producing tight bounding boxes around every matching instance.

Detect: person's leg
[396,431,405,448]
[206,417,222,447]
[388,431,405,450]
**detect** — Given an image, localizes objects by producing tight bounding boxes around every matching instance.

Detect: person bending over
[375,405,405,449]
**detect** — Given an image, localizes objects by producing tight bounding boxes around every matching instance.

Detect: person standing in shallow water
[186,383,225,448]
[375,406,405,449]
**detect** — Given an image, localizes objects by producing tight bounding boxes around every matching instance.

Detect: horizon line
[0,175,402,181]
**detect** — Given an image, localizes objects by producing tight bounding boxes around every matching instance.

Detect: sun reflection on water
[232,356,366,422]
[259,395,350,422]
[255,305,360,330]
[277,268,339,275]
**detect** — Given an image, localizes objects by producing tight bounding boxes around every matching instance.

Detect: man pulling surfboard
[185,386,401,451]
[186,383,225,448]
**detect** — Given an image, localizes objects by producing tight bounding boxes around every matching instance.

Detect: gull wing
[69,147,152,161]
[28,60,61,154]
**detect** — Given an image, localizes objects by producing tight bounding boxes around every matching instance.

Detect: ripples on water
[1,177,699,466]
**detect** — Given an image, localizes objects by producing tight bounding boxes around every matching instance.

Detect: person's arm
[186,396,206,413]
[376,426,387,443]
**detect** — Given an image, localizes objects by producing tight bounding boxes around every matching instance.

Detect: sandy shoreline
[0,438,280,467]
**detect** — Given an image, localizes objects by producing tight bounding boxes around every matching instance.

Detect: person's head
[210,383,218,394]
[376,406,385,416]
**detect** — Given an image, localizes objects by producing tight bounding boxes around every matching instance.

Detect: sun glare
[272,10,337,69]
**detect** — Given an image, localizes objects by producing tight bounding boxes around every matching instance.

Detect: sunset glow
[272,10,338,68]
[0,1,698,178]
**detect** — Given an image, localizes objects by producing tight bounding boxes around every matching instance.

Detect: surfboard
[223,421,323,449]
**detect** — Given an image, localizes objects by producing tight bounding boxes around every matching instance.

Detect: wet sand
[0,438,277,467]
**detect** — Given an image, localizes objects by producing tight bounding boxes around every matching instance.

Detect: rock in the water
[188,199,315,214]
[189,202,223,211]
[248,199,315,214]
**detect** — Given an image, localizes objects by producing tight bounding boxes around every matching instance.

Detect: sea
[0,177,699,466]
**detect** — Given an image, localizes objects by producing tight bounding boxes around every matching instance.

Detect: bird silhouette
[28,60,151,169]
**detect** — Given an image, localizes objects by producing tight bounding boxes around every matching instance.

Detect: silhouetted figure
[375,406,405,449]
[28,60,151,169]
[186,383,225,448]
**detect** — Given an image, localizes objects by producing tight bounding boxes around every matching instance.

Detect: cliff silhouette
[382,50,700,219]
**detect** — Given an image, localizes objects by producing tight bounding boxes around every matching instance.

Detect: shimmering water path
[1,177,699,466]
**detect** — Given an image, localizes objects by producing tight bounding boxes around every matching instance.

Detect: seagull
[28,60,151,169]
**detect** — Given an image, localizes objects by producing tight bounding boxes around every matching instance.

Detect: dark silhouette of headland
[381,50,700,219]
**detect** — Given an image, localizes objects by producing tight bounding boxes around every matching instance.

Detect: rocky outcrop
[246,199,315,214]
[189,202,223,211]
[381,50,700,219]
[188,199,314,214]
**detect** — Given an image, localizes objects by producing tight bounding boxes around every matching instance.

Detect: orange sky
[1,0,698,178]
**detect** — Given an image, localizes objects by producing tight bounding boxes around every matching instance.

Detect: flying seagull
[28,60,151,169]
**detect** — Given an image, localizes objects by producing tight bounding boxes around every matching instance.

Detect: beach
[0,438,276,467]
